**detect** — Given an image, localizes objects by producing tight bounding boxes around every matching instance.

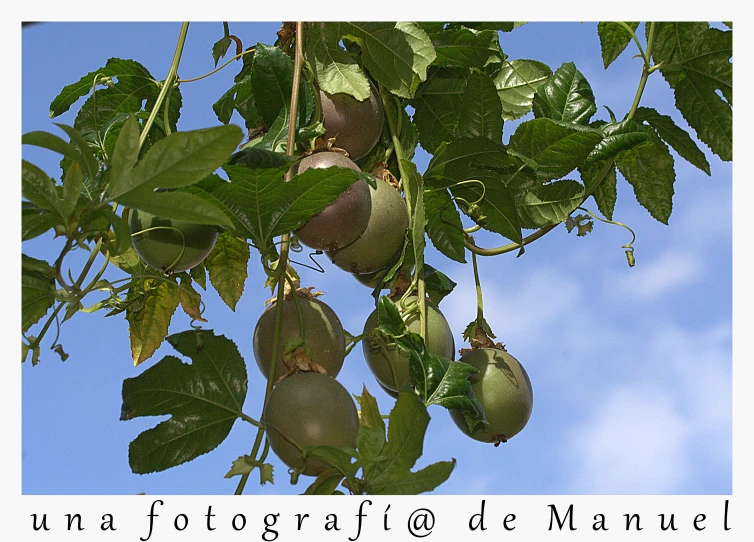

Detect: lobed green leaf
[121,329,248,474]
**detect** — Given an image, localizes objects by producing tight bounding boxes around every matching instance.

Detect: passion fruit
[449,348,533,443]
[362,296,455,392]
[129,210,218,273]
[330,179,408,275]
[253,296,346,380]
[320,82,384,160]
[263,371,359,476]
[293,152,371,252]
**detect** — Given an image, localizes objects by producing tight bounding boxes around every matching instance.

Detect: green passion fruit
[362,296,455,392]
[263,371,359,476]
[253,296,346,380]
[330,179,408,275]
[294,152,371,252]
[450,348,533,443]
[129,210,218,273]
[320,83,384,161]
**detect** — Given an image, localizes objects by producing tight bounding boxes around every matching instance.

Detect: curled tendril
[576,207,637,268]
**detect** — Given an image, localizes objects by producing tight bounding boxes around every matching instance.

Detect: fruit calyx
[371,161,399,189]
[459,325,505,357]
[265,283,324,306]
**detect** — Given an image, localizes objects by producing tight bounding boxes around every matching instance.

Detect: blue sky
[20,21,733,495]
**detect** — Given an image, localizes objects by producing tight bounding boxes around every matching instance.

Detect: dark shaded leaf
[430,28,503,68]
[422,265,457,305]
[22,254,56,333]
[121,329,248,473]
[516,179,585,228]
[597,22,640,68]
[509,118,602,181]
[456,70,504,142]
[651,23,731,161]
[634,106,710,175]
[586,119,651,164]
[251,43,313,131]
[423,188,466,263]
[616,135,676,224]
[579,158,617,220]
[412,68,469,154]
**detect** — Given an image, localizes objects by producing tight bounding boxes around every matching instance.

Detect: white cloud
[566,385,693,494]
[605,249,703,302]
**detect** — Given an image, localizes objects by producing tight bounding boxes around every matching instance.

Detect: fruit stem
[471,251,485,325]
[235,21,305,496]
[138,22,189,152]
[381,89,428,340]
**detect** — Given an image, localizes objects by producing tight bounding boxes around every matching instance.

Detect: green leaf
[22,129,97,182]
[190,155,364,253]
[54,123,101,182]
[370,460,456,495]
[516,179,585,228]
[212,35,233,68]
[117,190,233,227]
[422,265,457,305]
[190,262,208,291]
[488,59,552,120]
[22,160,63,218]
[597,22,640,69]
[22,254,56,333]
[364,389,456,494]
[509,118,602,181]
[579,159,617,220]
[616,135,676,224]
[305,22,370,100]
[429,28,503,68]
[356,388,386,469]
[125,279,180,366]
[54,58,182,152]
[121,329,248,474]
[423,188,466,263]
[634,106,710,175]
[108,124,244,200]
[301,446,360,481]
[402,159,427,277]
[586,119,651,164]
[333,22,436,98]
[108,115,141,190]
[412,68,469,154]
[532,62,597,125]
[304,469,345,495]
[377,296,408,337]
[204,232,250,311]
[22,202,59,241]
[251,43,313,131]
[425,139,521,244]
[456,70,504,142]
[60,161,83,219]
[651,23,732,161]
